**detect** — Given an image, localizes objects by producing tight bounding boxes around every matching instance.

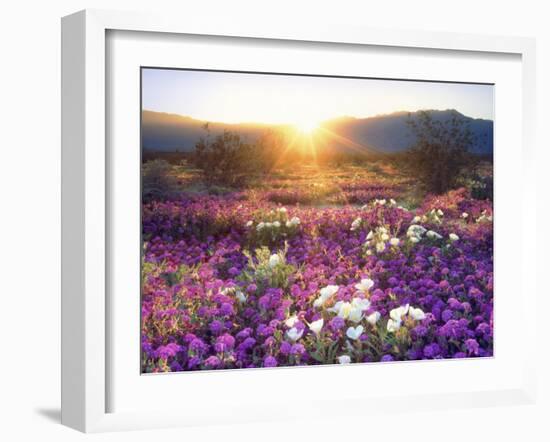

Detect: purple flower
[189,338,207,353]
[465,338,480,356]
[290,343,306,356]
[263,356,278,367]
[441,309,454,323]
[412,325,428,339]
[237,337,256,352]
[214,333,235,353]
[423,343,441,359]
[279,341,292,355]
[187,356,201,369]
[209,320,224,335]
[236,328,252,340]
[228,267,240,277]
[475,322,491,337]
[329,316,345,331]
[141,188,494,373]
[204,355,221,368]
[156,343,180,359]
[220,302,234,316]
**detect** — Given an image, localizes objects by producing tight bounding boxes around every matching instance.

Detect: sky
[142,68,494,126]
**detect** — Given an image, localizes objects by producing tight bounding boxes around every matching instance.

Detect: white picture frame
[61,9,537,433]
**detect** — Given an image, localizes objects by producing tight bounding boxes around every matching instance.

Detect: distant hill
[142,109,493,155]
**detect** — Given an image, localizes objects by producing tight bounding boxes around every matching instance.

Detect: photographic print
[140,68,494,373]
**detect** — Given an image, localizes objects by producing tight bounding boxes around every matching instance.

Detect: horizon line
[142,107,494,127]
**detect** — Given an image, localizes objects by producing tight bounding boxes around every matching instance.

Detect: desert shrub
[461,173,493,201]
[142,159,178,202]
[404,111,478,194]
[194,125,259,187]
[240,243,296,290]
[194,125,281,187]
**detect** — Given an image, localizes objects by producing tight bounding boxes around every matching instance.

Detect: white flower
[376,242,386,253]
[437,209,444,217]
[245,220,253,227]
[407,225,427,237]
[380,233,390,241]
[350,217,362,231]
[389,237,400,246]
[366,311,381,325]
[285,315,298,328]
[376,199,386,205]
[286,216,301,228]
[313,298,325,308]
[351,297,371,311]
[387,319,401,332]
[348,307,364,323]
[390,304,409,322]
[408,306,426,321]
[277,207,287,213]
[264,222,273,228]
[413,216,421,223]
[365,249,373,255]
[461,212,469,219]
[390,199,397,206]
[320,284,339,299]
[366,230,374,240]
[378,227,388,234]
[309,318,324,335]
[409,237,420,244]
[286,327,304,342]
[346,325,364,340]
[338,355,351,364]
[426,230,443,240]
[256,222,265,231]
[334,301,353,319]
[314,284,339,308]
[449,233,459,242]
[235,290,247,303]
[272,221,281,228]
[268,254,281,268]
[355,278,374,293]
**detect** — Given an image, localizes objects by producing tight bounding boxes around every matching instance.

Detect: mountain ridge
[142,109,493,155]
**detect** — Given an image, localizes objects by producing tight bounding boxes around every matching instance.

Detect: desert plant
[405,111,478,194]
[193,124,260,187]
[142,159,178,201]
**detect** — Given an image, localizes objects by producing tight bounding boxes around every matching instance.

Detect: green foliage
[460,173,494,201]
[193,124,281,187]
[142,159,178,201]
[240,243,296,290]
[308,338,341,364]
[404,111,478,194]
[245,208,301,247]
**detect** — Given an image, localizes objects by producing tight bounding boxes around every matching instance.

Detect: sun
[294,118,320,135]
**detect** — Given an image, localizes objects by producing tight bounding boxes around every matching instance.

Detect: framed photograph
[61,9,537,432]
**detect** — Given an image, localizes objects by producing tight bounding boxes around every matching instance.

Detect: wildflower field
[141,161,493,373]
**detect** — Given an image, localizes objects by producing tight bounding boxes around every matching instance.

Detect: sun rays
[267,122,379,174]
